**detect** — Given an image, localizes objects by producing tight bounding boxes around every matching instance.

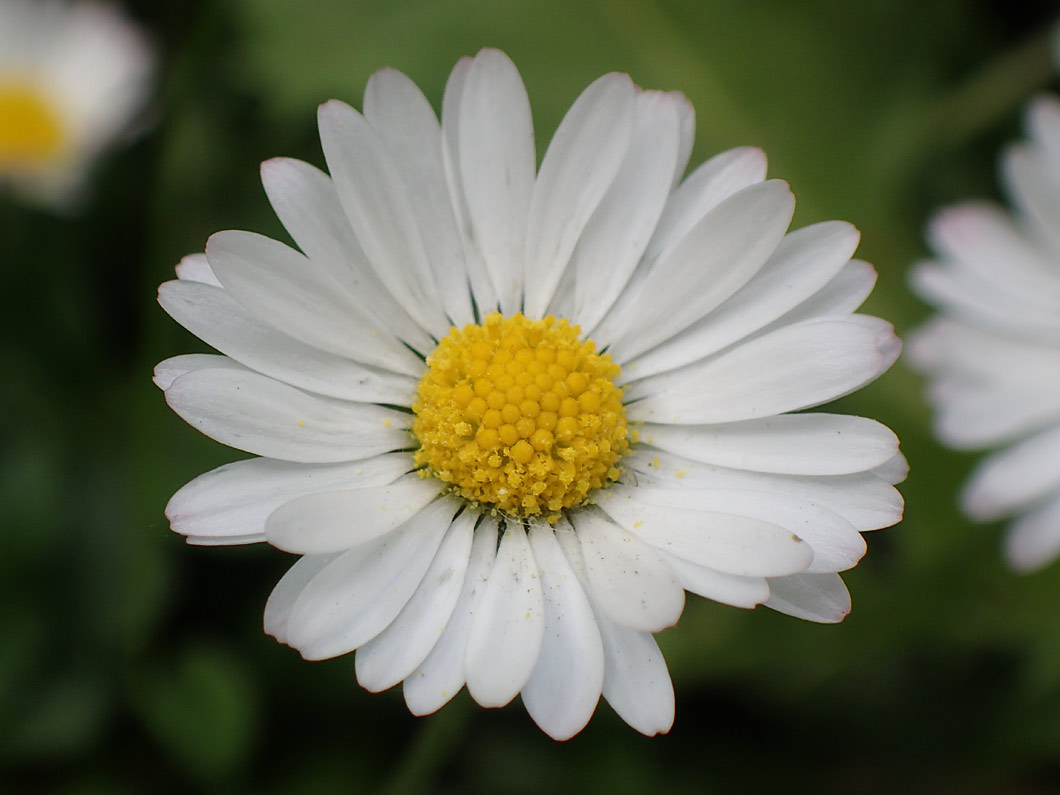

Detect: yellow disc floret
[412,312,629,521]
[0,82,65,171]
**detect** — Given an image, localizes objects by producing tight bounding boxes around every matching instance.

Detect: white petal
[552,521,674,736]
[205,230,425,375]
[1002,142,1060,258]
[265,474,441,554]
[656,552,769,608]
[670,92,695,185]
[645,146,769,267]
[619,481,864,573]
[574,507,684,632]
[1028,95,1060,170]
[355,510,476,691]
[186,534,264,547]
[765,573,851,623]
[602,180,794,361]
[627,315,900,424]
[316,100,450,337]
[632,449,904,533]
[153,353,239,390]
[572,90,683,332]
[927,201,1060,306]
[465,523,545,707]
[544,254,578,320]
[457,48,536,314]
[911,257,1060,342]
[774,259,877,322]
[931,382,1060,450]
[623,221,860,379]
[284,497,459,660]
[174,253,220,286]
[591,146,767,340]
[363,69,475,327]
[909,319,1060,447]
[25,1,152,150]
[264,553,338,644]
[163,367,410,463]
[872,452,909,485]
[521,522,605,741]
[404,519,499,715]
[259,157,362,275]
[639,413,898,476]
[909,317,1060,382]
[158,279,417,403]
[1004,495,1060,572]
[523,73,635,318]
[962,425,1060,521]
[167,453,411,546]
[597,490,815,576]
[440,55,499,314]
[260,157,436,353]
[597,618,675,735]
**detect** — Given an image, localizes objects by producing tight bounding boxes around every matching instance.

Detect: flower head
[0,0,153,208]
[910,95,1060,573]
[157,49,904,739]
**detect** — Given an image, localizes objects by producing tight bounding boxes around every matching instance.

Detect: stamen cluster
[0,85,64,168]
[412,312,629,521]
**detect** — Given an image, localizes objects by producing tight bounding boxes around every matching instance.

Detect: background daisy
[910,96,1060,572]
[0,0,153,208]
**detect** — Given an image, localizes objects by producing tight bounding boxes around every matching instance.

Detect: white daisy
[0,0,153,207]
[157,49,904,739]
[910,94,1060,573]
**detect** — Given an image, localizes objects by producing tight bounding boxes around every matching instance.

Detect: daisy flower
[910,95,1060,572]
[0,0,153,208]
[157,49,904,739]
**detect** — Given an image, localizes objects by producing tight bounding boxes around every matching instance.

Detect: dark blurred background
[3,0,1060,792]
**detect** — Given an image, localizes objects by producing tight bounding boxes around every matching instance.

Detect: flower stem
[378,699,470,795]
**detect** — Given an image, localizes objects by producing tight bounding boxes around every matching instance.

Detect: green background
[3,0,1059,791]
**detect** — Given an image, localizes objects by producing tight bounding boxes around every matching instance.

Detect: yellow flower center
[412,312,629,521]
[0,82,65,170]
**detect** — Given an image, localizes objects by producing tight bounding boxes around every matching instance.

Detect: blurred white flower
[0,0,153,208]
[157,49,904,739]
[910,95,1060,572]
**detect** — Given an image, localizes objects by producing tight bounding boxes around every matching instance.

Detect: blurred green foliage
[2,0,1059,791]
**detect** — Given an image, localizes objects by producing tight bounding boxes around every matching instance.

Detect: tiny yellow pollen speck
[370,330,378,336]
[633,520,642,528]
[384,418,391,427]
[675,471,686,478]
[652,456,659,468]
[298,419,306,427]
